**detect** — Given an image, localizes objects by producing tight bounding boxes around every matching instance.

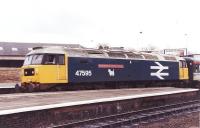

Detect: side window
[193,65,197,73]
[44,54,56,65]
[194,65,200,73]
[179,61,183,68]
[183,61,187,68]
[179,61,187,68]
[58,55,65,65]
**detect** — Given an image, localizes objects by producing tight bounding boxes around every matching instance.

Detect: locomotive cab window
[179,61,187,68]
[23,55,33,65]
[23,54,44,65]
[58,55,65,65]
[44,55,56,64]
[23,54,65,65]
[32,54,44,65]
[194,64,200,73]
[43,54,65,65]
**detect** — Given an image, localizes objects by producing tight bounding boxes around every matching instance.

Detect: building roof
[0,42,83,56]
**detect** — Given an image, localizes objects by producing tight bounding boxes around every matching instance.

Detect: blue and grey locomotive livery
[19,46,189,91]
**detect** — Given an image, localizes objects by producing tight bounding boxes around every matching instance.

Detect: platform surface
[0,87,198,115]
[0,83,15,88]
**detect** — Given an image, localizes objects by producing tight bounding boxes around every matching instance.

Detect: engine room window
[107,52,126,58]
[142,54,158,60]
[163,56,176,61]
[87,50,103,54]
[126,53,143,59]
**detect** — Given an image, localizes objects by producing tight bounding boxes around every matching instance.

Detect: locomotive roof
[28,46,179,62]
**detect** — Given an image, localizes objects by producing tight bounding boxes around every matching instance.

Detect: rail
[52,100,200,128]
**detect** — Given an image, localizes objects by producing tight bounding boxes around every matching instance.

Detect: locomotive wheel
[15,84,21,93]
[28,84,34,92]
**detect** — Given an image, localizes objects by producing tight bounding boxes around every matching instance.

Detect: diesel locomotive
[17,46,194,92]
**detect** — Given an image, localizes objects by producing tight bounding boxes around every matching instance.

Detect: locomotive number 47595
[75,70,92,77]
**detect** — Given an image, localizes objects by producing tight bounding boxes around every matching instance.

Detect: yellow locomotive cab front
[20,53,68,91]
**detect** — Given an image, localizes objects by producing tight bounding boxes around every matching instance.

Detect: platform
[0,83,15,94]
[0,87,198,115]
[0,83,15,88]
[0,87,198,128]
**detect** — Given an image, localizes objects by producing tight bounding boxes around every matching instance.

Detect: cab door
[57,54,66,81]
[179,60,189,80]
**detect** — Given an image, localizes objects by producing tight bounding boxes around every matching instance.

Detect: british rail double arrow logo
[150,62,169,80]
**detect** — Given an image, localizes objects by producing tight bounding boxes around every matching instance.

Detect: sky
[0,0,199,53]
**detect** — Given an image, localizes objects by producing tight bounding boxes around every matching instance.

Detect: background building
[0,42,82,67]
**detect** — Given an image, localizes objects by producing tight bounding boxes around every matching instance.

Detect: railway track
[52,100,200,128]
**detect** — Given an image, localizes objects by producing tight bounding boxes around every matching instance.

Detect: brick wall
[0,68,20,83]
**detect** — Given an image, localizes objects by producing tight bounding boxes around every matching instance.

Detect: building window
[12,48,18,51]
[28,48,32,51]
